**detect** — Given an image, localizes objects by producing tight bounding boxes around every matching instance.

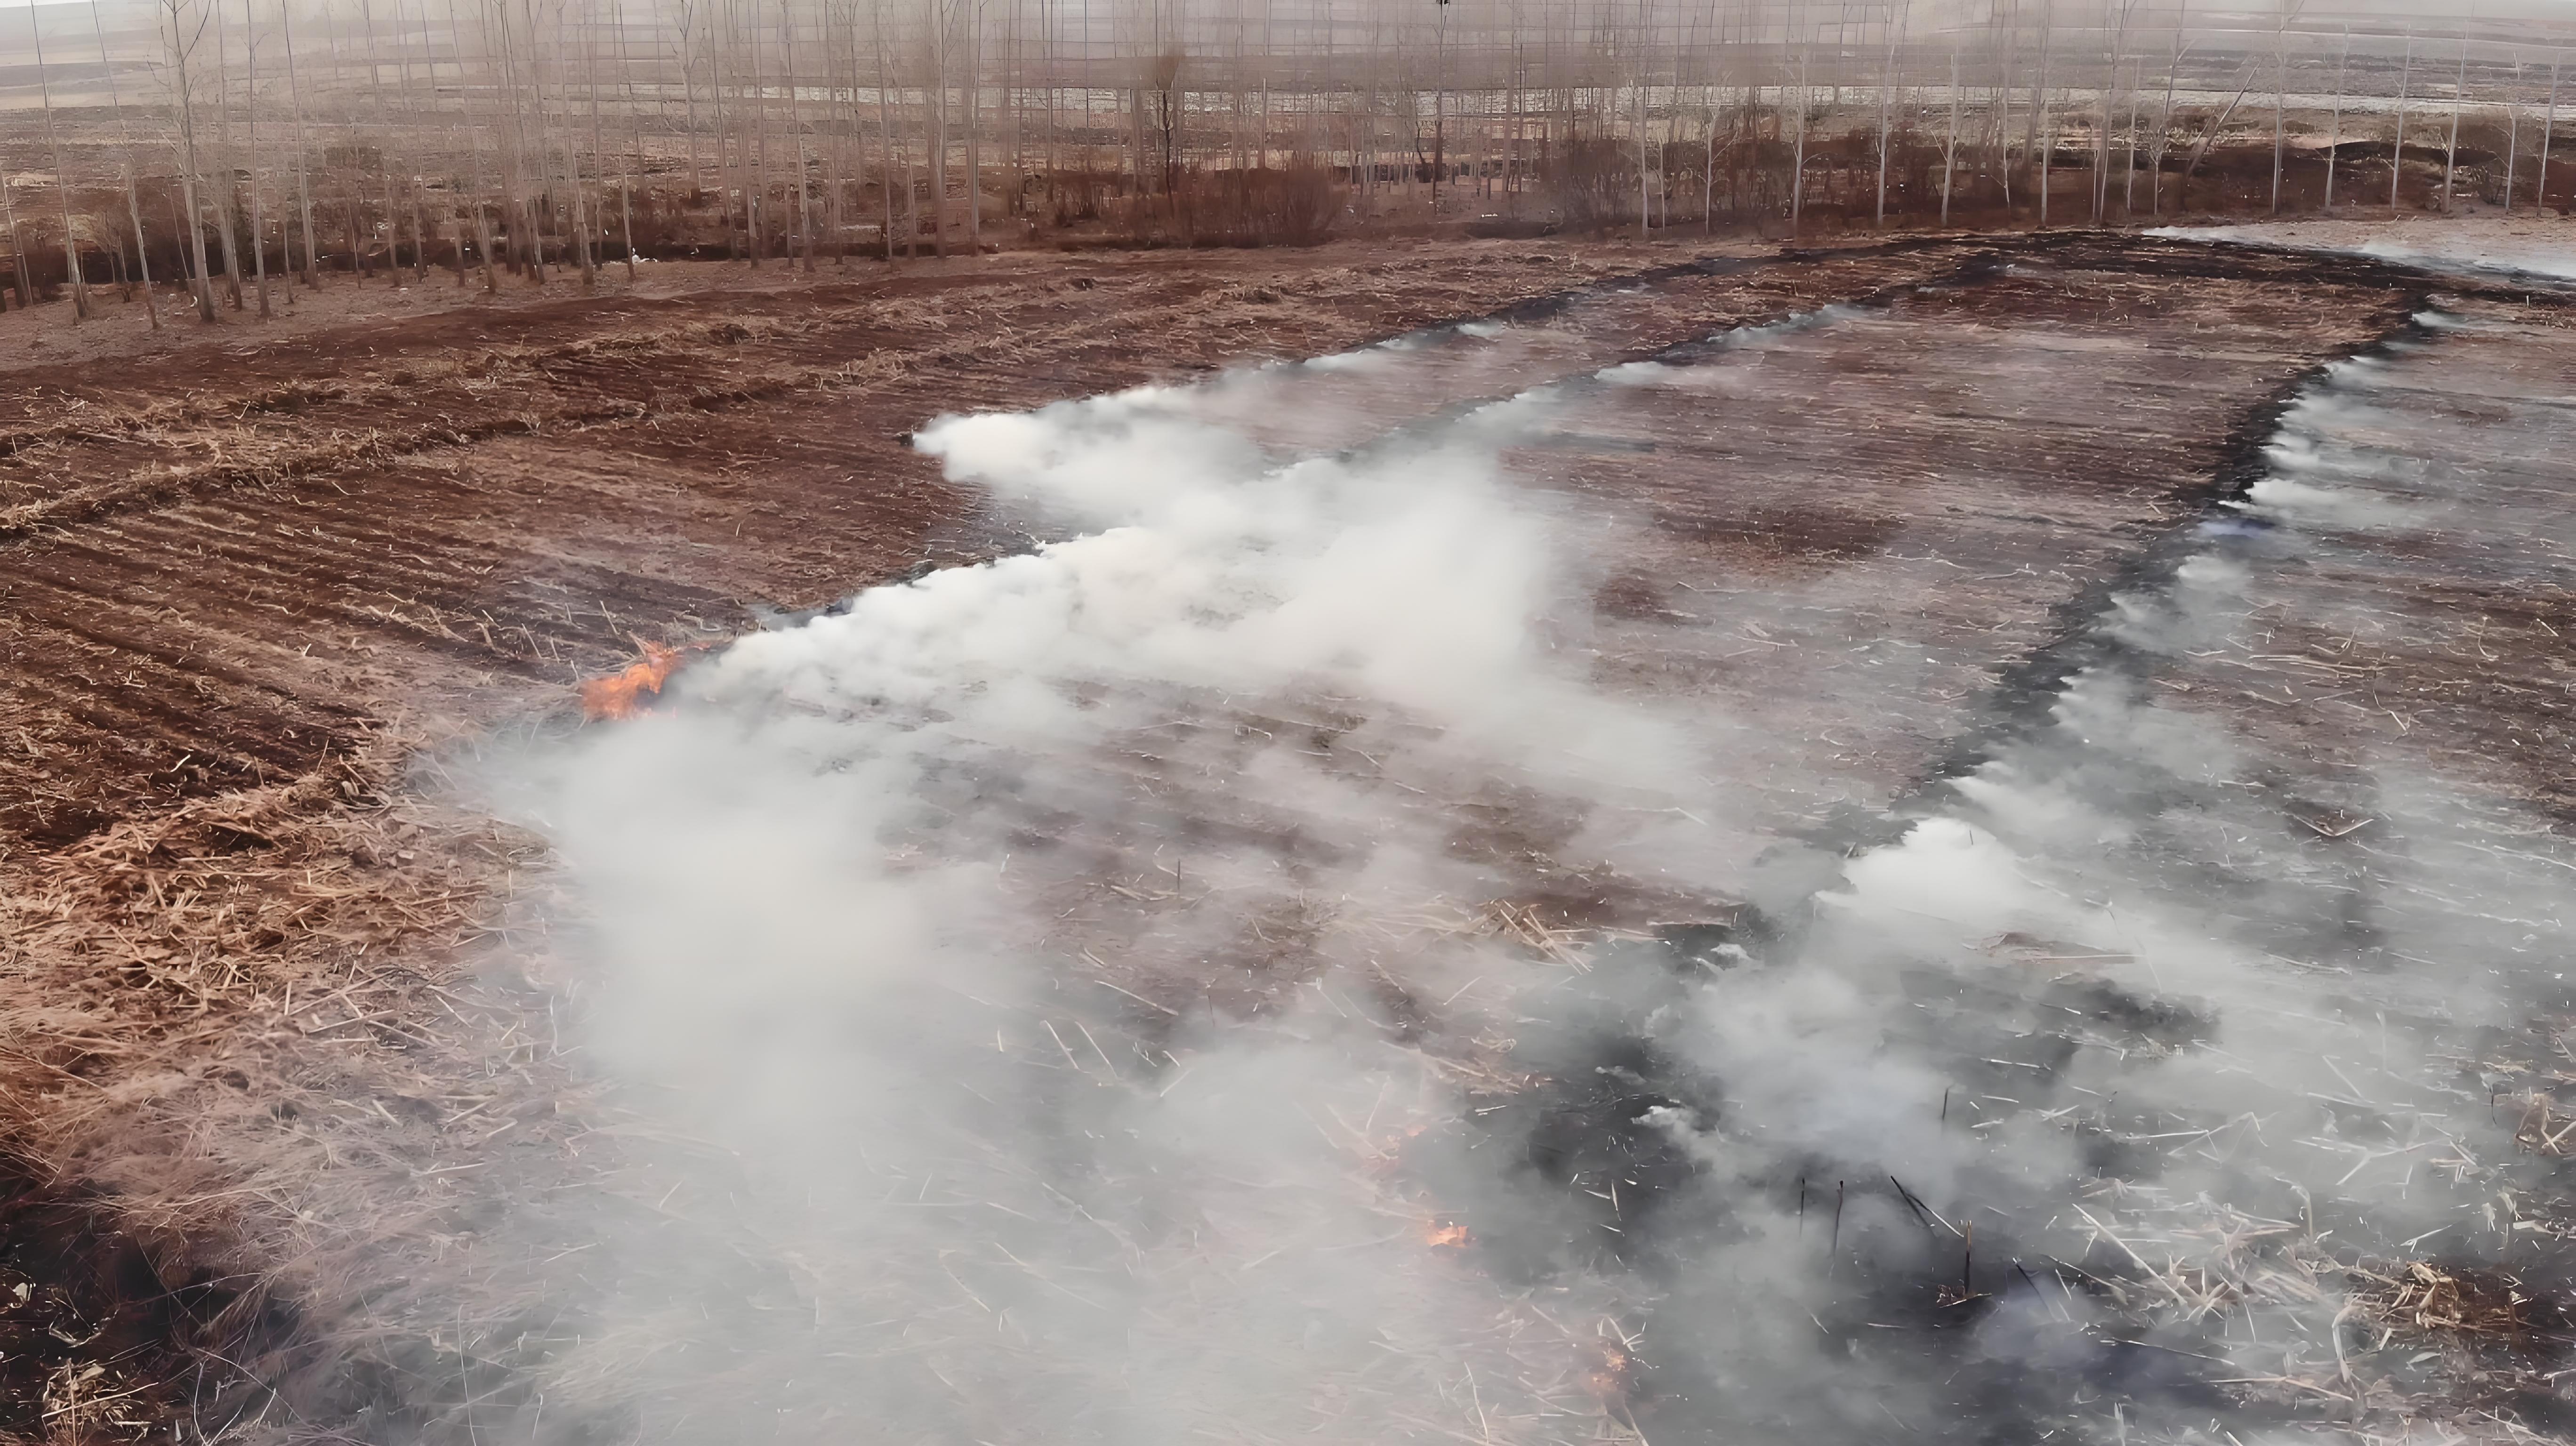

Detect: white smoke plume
[500,323,1738,1445]
[485,285,2575,1445]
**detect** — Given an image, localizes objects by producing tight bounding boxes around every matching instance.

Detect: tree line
[0,0,2569,322]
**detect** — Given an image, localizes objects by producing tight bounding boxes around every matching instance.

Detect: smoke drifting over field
[519,333,1731,1441]
[501,296,2576,1442]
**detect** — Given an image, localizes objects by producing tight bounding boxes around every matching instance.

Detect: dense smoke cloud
[502,327,1724,1443]
[491,291,2574,1444]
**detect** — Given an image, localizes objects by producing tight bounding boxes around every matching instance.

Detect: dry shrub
[1090,163,1344,249]
[1041,166,1117,228]
[1545,137,1644,235]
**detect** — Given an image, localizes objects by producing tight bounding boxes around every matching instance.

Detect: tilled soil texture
[0,242,1765,848]
[0,233,2566,1442]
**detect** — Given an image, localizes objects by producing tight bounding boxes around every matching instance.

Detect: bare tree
[160,0,221,318]
[93,0,161,326]
[783,0,813,267]
[2148,10,2187,218]
[930,0,951,256]
[29,0,93,319]
[2391,27,2411,209]
[2322,24,2347,210]
[1941,38,1959,225]
[0,150,32,310]
[282,0,322,282]
[241,0,270,315]
[616,0,645,276]
[1430,0,1448,210]
[562,0,597,285]
[2270,0,2299,215]
[2541,51,2563,209]
[1873,2,1899,227]
[671,0,703,196]
[447,0,502,289]
[2440,32,2466,211]
[1788,39,1808,233]
[357,0,409,281]
[965,0,981,251]
[2122,56,2142,215]
[746,0,771,263]
[2506,56,2522,212]
[874,0,898,258]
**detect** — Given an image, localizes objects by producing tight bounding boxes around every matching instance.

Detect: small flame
[1586,1344,1636,1406]
[1424,1222,1472,1249]
[581,642,688,722]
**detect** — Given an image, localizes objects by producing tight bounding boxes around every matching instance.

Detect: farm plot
[0,232,2569,1443]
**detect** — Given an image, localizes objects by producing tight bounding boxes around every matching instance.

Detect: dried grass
[0,732,590,1438]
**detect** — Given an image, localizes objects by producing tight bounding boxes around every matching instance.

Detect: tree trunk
[564,4,596,286]
[2038,83,2054,225]
[1788,43,1807,233]
[2392,32,2413,210]
[2507,67,2522,213]
[616,0,644,276]
[1941,42,1959,225]
[874,2,897,259]
[715,0,738,259]
[1874,10,1897,227]
[2122,61,2142,217]
[965,0,981,252]
[240,0,269,316]
[2096,15,2125,225]
[747,0,771,261]
[282,0,321,282]
[931,3,950,256]
[356,0,403,282]
[2023,16,2051,208]
[161,0,218,317]
[2441,37,2467,211]
[587,0,613,278]
[680,0,704,198]
[784,0,813,268]
[448,0,500,290]
[390,0,431,278]
[0,158,35,311]
[210,0,246,306]
[30,0,93,320]
[2270,15,2288,215]
[2180,61,2258,208]
[2324,27,2348,210]
[2151,20,2188,218]
[92,0,160,326]
[2540,55,2562,210]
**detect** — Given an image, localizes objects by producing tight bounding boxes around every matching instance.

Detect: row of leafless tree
[1,0,2570,321]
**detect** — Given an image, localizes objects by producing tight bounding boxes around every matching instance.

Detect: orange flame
[580,642,687,722]
[1425,1222,1472,1250]
[1586,1344,1636,1407]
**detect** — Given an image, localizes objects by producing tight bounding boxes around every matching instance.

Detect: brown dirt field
[1,230,2571,1441]
[0,241,1731,845]
[0,234,1909,1439]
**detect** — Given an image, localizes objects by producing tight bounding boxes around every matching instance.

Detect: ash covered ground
[2,227,2573,1444]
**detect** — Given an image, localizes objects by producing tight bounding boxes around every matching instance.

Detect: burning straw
[579,642,692,722]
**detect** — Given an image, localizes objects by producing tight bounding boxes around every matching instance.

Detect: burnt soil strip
[1915,262,2453,811]
[1435,261,2576,1442]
